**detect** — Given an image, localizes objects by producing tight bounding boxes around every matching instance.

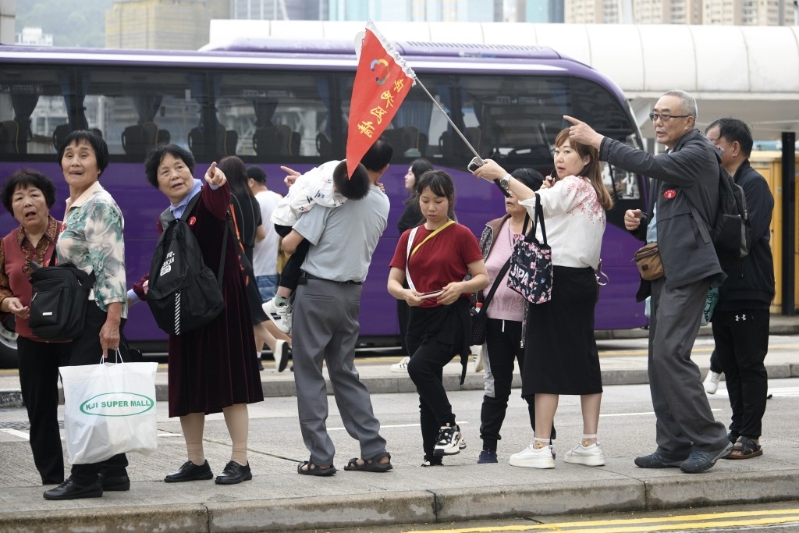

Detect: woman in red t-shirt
[388,170,489,467]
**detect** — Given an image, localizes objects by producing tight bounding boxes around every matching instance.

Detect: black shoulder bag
[29,237,96,341]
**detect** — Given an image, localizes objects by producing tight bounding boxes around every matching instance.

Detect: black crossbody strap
[46,223,62,267]
[180,191,226,289]
[178,192,202,222]
[481,258,512,310]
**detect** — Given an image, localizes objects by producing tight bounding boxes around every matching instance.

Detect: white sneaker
[509,442,555,469]
[273,339,288,373]
[564,443,605,466]
[391,356,410,373]
[704,371,722,394]
[433,424,464,456]
[263,298,292,334]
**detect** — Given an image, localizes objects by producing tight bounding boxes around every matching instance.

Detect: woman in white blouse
[473,128,614,469]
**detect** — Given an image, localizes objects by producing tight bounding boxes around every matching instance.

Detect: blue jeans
[256,274,279,302]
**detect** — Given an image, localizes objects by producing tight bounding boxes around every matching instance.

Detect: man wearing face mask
[566,89,732,474]
[704,118,774,460]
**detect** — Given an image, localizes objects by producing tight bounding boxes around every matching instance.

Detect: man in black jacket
[705,118,774,460]
[567,90,731,473]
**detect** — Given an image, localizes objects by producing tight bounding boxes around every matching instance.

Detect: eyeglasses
[649,113,690,122]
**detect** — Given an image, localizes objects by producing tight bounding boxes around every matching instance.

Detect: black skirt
[521,265,602,396]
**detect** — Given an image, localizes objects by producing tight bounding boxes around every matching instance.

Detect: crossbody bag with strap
[404,220,455,292]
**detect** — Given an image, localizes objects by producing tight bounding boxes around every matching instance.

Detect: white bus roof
[209,20,799,140]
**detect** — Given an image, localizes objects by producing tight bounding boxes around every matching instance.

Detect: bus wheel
[0,318,18,369]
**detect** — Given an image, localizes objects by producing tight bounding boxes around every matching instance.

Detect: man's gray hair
[663,89,698,119]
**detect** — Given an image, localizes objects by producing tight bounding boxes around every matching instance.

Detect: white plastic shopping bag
[60,356,158,464]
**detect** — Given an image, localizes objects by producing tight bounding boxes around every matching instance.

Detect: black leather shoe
[215,461,252,485]
[164,460,213,483]
[43,477,103,500]
[100,473,130,491]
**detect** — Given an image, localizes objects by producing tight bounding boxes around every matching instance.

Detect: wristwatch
[499,174,511,191]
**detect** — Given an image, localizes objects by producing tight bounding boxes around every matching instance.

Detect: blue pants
[256,274,279,302]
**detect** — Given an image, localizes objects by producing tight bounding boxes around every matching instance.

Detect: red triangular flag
[346,21,415,177]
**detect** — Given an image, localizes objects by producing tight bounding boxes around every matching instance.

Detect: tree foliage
[16,0,114,48]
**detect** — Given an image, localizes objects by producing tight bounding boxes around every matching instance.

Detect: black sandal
[344,453,392,472]
[297,460,337,476]
[725,436,762,460]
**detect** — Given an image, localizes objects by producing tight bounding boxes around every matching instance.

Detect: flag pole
[414,77,510,197]
[414,78,482,164]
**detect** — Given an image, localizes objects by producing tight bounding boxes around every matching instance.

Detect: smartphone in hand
[418,289,444,299]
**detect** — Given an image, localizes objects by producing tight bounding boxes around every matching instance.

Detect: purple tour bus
[0,40,647,366]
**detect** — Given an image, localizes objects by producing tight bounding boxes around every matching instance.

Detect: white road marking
[0,428,29,440]
[329,421,470,431]
[600,409,721,418]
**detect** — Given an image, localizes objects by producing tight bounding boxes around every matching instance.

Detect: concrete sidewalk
[0,316,797,532]
[2,315,799,407]
[2,453,799,533]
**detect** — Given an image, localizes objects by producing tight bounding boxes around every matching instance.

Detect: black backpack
[29,261,96,341]
[690,158,752,270]
[146,194,227,335]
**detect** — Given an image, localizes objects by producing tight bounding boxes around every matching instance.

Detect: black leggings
[275,224,310,292]
[479,318,555,450]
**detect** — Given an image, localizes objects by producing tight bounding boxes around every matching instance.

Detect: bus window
[79,68,202,158]
[213,70,336,160]
[605,164,640,201]
[376,73,636,178]
[0,66,68,155]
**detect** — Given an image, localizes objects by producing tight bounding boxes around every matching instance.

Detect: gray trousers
[649,277,728,456]
[292,278,387,465]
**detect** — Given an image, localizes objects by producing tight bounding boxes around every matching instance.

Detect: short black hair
[511,168,545,192]
[144,144,196,188]
[707,118,754,158]
[58,130,109,176]
[333,161,371,200]
[247,166,267,184]
[1,169,57,214]
[360,136,393,172]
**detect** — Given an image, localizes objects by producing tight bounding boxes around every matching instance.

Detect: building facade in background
[231,0,321,20]
[101,0,796,51]
[514,0,565,22]
[564,0,794,24]
[0,0,15,45]
[106,0,229,50]
[228,0,558,22]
